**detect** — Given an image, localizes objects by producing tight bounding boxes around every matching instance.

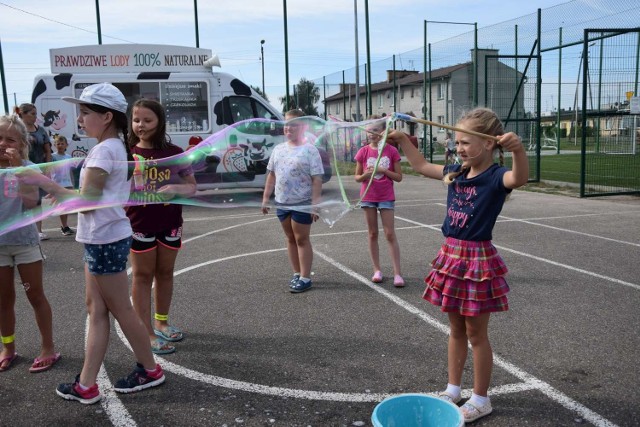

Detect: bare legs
[280,216,313,278]
[79,267,156,387]
[0,261,56,365]
[447,312,493,396]
[364,207,401,277]
[130,246,179,341]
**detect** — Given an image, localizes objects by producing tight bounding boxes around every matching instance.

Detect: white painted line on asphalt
[88,316,136,427]
[182,216,276,244]
[315,250,619,427]
[395,216,640,291]
[117,249,533,404]
[184,212,266,222]
[105,210,625,426]
[499,214,640,247]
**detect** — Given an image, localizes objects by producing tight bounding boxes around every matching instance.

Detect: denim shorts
[360,200,395,210]
[276,208,313,225]
[83,237,132,275]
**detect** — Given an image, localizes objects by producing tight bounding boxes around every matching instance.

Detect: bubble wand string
[392,112,500,141]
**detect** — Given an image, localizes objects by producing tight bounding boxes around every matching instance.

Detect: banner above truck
[50,44,213,73]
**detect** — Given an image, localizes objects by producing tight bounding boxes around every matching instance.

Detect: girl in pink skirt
[388,108,529,423]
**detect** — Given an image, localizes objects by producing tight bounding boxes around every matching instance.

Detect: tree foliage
[251,85,269,102]
[279,78,320,116]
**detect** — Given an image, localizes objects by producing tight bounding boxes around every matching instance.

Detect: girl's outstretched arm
[499,132,529,189]
[386,130,444,180]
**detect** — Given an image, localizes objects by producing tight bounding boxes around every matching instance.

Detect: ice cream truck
[31,44,284,189]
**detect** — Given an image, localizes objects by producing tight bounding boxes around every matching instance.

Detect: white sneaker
[39,232,49,241]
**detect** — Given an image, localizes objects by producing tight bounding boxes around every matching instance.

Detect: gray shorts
[0,244,44,267]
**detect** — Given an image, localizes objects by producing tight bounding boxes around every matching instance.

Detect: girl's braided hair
[82,103,134,179]
[443,107,505,185]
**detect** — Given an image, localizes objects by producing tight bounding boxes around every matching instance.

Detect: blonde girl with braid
[387,107,529,423]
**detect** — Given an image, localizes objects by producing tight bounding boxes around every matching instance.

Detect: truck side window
[228,97,254,122]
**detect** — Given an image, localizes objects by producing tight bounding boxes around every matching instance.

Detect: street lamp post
[260,40,265,96]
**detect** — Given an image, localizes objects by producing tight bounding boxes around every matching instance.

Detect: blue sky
[1,0,572,111]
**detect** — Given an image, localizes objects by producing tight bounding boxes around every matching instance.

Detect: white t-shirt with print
[75,138,132,244]
[267,141,324,205]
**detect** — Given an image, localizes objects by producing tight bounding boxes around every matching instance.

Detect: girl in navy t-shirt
[388,108,529,423]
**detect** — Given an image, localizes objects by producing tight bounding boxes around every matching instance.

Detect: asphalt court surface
[1,175,639,426]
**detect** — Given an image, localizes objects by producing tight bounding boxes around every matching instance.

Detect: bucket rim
[371,393,464,427]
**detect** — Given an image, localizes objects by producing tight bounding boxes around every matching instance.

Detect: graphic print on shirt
[130,157,172,205]
[447,181,477,230]
[366,154,390,180]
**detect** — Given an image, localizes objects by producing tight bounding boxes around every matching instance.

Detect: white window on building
[437,115,445,132]
[378,93,384,109]
[411,87,415,98]
[335,103,340,115]
[437,83,445,100]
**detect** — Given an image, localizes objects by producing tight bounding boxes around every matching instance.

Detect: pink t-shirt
[354,143,401,202]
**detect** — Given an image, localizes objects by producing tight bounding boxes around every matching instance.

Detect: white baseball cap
[62,82,128,114]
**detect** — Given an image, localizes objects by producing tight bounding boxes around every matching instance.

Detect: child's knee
[23,283,47,304]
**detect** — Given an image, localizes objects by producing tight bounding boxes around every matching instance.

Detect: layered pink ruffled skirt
[423,237,510,317]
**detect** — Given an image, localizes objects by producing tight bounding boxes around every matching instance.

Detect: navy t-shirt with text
[441,163,512,241]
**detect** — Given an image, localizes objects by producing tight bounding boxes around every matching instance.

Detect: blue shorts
[360,200,395,210]
[276,209,313,225]
[83,237,132,275]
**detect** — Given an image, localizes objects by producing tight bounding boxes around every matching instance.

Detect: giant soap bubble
[0,115,398,237]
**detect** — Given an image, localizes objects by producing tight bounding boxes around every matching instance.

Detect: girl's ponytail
[112,110,134,180]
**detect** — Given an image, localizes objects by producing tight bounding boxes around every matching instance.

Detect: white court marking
[100,208,632,426]
[395,215,640,291]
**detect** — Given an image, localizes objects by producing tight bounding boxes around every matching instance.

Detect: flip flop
[154,326,184,342]
[29,352,61,373]
[151,338,176,355]
[0,353,18,372]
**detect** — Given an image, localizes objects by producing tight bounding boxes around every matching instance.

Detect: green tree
[251,85,269,102]
[280,78,320,116]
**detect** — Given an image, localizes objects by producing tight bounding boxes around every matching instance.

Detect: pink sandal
[0,353,18,372]
[29,352,61,373]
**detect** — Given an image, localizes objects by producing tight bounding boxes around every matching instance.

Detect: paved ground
[1,175,639,427]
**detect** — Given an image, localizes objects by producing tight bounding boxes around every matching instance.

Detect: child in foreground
[17,84,166,404]
[0,114,60,374]
[126,99,196,355]
[387,108,529,423]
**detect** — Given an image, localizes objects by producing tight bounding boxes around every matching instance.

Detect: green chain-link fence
[311,0,640,196]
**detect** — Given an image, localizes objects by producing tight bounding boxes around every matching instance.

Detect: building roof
[324,62,470,103]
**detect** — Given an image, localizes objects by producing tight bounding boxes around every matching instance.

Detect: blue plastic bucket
[371,394,464,427]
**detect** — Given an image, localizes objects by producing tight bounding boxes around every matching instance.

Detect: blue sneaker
[289,274,301,288]
[290,278,312,293]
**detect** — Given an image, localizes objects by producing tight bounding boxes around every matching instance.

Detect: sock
[145,364,161,374]
[293,272,300,278]
[299,277,310,283]
[76,382,91,391]
[469,393,490,407]
[445,383,461,398]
